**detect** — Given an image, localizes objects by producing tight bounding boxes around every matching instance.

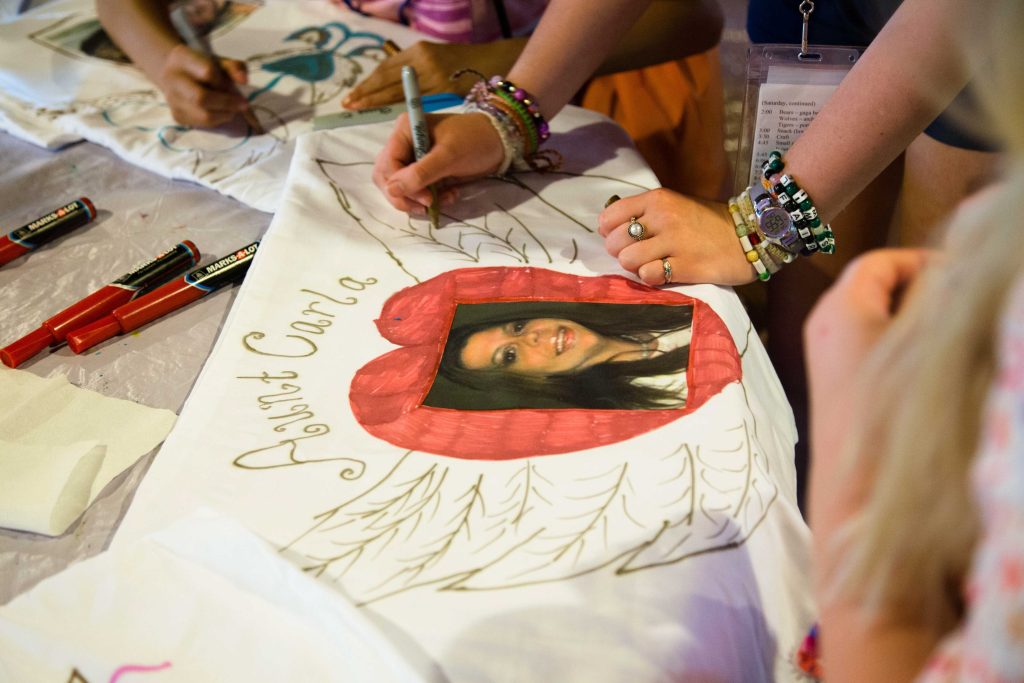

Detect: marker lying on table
[1,241,200,368]
[312,93,463,131]
[169,1,264,135]
[0,198,97,267]
[401,65,440,229]
[67,242,260,354]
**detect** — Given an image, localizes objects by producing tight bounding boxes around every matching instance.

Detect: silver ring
[662,258,672,285]
[627,218,646,241]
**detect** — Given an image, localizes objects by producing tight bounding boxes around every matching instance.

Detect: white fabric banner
[0,0,421,211]
[114,108,815,682]
[0,510,427,682]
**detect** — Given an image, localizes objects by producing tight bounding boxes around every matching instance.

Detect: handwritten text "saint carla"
[241,276,377,358]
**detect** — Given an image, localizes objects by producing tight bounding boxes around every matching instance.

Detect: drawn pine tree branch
[373,475,486,591]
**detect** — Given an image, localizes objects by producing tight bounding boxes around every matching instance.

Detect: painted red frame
[350,267,742,459]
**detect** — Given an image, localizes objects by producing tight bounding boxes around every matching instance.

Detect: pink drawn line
[109,661,172,683]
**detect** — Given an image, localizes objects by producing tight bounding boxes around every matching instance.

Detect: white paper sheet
[114,107,814,681]
[0,510,428,682]
[0,0,423,211]
[0,440,105,536]
[0,368,176,534]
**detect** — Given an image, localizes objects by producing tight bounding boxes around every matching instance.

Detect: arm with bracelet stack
[375,0,974,286]
[725,150,836,283]
[373,0,674,216]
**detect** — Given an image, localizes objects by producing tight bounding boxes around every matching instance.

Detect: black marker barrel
[0,198,97,267]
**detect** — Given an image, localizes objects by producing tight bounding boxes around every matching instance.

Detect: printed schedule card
[748,82,840,186]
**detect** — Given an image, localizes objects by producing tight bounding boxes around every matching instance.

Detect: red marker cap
[0,240,200,367]
[65,315,121,355]
[0,237,29,266]
[0,327,55,368]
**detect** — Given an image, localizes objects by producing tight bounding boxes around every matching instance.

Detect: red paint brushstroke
[350,267,741,459]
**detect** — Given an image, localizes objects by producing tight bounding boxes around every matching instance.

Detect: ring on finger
[661,258,673,285]
[627,217,646,241]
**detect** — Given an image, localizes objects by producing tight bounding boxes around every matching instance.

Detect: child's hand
[343,39,525,110]
[373,112,503,214]
[157,44,252,128]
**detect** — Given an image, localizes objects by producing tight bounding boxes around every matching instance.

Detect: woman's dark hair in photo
[424,301,693,410]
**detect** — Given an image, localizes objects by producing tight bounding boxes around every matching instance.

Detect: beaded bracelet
[490,90,540,153]
[457,69,561,174]
[738,189,786,275]
[488,76,551,149]
[762,151,819,254]
[759,150,836,254]
[489,92,538,152]
[771,178,820,255]
[728,194,773,281]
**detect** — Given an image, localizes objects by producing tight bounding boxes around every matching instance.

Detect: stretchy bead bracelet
[458,69,561,174]
[759,150,836,255]
[729,194,773,281]
[491,89,539,152]
[489,77,550,150]
[738,189,785,275]
[771,178,818,255]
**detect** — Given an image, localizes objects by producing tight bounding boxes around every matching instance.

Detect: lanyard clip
[798,0,815,57]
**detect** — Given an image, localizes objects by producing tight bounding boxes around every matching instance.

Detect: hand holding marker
[0,198,97,267]
[68,242,260,354]
[401,65,441,229]
[1,241,201,368]
[168,1,264,134]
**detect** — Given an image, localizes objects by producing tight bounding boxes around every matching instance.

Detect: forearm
[96,0,181,81]
[595,0,722,76]
[507,0,653,118]
[818,602,939,683]
[783,0,975,222]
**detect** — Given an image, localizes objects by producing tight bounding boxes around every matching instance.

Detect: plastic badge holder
[735,45,860,192]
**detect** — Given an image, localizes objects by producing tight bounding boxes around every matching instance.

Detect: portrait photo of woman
[352,267,739,457]
[424,301,694,411]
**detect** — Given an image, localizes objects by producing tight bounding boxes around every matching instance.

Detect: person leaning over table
[800,1,1024,677]
[744,0,1000,513]
[96,0,723,131]
[372,0,1001,506]
[339,0,722,110]
[374,0,996,285]
[338,0,730,200]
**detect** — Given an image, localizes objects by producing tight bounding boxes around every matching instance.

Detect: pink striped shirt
[335,0,547,43]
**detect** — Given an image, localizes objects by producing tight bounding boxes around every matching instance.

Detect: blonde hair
[833,1,1024,634]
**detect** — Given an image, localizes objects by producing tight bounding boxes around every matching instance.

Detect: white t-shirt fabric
[108,108,815,682]
[0,0,423,211]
